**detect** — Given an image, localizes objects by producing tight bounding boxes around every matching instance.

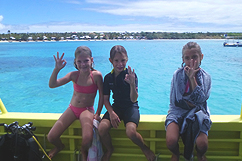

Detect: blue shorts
[102,105,140,127]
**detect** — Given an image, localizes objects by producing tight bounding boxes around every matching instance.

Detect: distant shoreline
[0,38,225,43]
[2,31,240,42]
[0,39,141,43]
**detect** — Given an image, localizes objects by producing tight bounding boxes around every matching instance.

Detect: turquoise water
[0,40,242,115]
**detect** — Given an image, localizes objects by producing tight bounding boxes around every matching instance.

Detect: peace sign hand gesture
[53,52,67,71]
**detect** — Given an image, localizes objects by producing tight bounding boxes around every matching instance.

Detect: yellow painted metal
[0,99,8,114]
[241,103,242,118]
[32,135,52,161]
[1,99,242,160]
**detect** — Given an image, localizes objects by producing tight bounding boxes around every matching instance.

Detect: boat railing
[0,99,8,114]
[1,99,242,161]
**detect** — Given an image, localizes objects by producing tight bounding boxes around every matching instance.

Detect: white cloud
[86,0,242,26]
[1,1,242,33]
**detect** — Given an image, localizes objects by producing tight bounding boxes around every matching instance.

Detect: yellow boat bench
[1,99,242,161]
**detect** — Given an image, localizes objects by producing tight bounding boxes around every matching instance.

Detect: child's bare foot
[197,155,207,161]
[48,144,65,159]
[101,148,114,161]
[142,147,156,161]
[171,153,179,161]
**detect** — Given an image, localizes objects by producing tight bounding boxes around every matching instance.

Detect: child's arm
[94,71,104,121]
[49,52,71,88]
[104,95,121,128]
[184,60,211,105]
[124,66,138,102]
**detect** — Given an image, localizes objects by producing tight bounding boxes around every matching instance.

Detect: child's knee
[98,122,109,136]
[196,140,208,151]
[196,134,208,151]
[126,129,136,140]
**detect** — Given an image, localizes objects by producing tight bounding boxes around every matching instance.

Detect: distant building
[80,35,91,39]
[71,35,78,39]
[85,35,91,39]
[43,36,48,40]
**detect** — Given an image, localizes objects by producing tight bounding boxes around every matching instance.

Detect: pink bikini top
[73,72,98,94]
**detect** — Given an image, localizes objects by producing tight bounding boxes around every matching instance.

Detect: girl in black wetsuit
[98,45,156,161]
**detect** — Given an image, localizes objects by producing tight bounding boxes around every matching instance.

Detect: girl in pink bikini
[47,46,103,161]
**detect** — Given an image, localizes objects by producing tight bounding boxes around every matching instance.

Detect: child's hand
[53,52,67,70]
[110,111,121,128]
[94,114,101,122]
[124,66,135,85]
[184,60,200,79]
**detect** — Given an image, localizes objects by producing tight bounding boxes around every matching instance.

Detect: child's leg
[98,119,113,161]
[47,107,76,158]
[79,110,94,161]
[125,122,156,161]
[166,122,180,161]
[196,132,208,161]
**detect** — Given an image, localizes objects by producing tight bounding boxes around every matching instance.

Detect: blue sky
[0,0,242,33]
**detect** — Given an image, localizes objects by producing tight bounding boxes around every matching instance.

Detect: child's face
[75,54,93,72]
[183,48,203,69]
[109,53,128,74]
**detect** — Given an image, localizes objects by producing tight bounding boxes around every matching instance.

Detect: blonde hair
[74,46,94,70]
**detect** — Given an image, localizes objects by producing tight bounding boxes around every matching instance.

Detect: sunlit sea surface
[0,39,242,115]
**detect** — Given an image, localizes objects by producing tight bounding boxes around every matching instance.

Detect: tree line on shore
[1,31,242,41]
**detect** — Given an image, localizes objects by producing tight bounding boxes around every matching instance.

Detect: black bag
[0,130,42,161]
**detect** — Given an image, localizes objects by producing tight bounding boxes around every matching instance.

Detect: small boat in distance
[223,36,242,47]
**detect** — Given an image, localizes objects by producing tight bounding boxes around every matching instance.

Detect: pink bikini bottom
[69,104,94,119]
